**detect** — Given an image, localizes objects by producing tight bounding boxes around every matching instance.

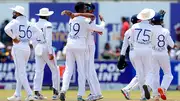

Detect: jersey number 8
[157,34,165,47]
[19,25,32,39]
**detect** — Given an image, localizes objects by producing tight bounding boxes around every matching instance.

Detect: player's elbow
[4,26,9,34]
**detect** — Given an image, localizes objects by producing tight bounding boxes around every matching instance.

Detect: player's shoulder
[73,16,86,22]
[162,27,170,35]
[44,21,52,29]
[9,19,18,24]
[124,29,131,35]
[46,21,52,26]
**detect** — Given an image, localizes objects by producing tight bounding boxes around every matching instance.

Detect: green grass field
[1,90,180,101]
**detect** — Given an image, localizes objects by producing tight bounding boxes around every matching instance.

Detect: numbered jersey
[130,21,153,49]
[67,16,105,49]
[151,25,174,52]
[35,18,53,54]
[4,16,42,46]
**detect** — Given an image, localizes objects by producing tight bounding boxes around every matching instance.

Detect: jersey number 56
[19,25,32,39]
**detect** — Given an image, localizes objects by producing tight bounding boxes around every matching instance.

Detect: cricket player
[33,8,60,100]
[5,5,42,101]
[120,14,140,100]
[84,3,103,101]
[60,2,105,101]
[150,13,174,101]
[121,10,166,100]
[128,8,155,100]
[61,4,104,101]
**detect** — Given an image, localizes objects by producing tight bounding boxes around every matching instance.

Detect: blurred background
[0,0,180,91]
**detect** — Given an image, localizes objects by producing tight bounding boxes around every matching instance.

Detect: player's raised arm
[87,19,105,34]
[61,10,95,20]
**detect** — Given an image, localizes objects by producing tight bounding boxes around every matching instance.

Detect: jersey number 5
[19,25,32,39]
[135,28,151,42]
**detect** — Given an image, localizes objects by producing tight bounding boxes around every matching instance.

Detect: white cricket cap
[10,5,25,15]
[137,8,155,20]
[36,8,54,16]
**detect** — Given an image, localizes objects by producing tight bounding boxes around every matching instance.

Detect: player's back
[152,25,174,53]
[130,21,153,50]
[35,19,51,43]
[11,16,33,48]
[7,16,41,50]
[67,16,89,49]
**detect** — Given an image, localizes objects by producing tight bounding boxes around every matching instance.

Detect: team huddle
[118,8,174,101]
[3,1,174,101]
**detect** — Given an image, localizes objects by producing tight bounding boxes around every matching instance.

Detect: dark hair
[75,2,85,13]
[121,17,126,22]
[151,13,163,25]
[131,14,139,24]
[39,16,49,20]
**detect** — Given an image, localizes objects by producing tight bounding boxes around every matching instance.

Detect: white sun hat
[10,5,25,15]
[36,8,54,16]
[137,8,155,20]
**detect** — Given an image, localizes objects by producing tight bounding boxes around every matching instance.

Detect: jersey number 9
[69,23,80,36]
[19,25,32,39]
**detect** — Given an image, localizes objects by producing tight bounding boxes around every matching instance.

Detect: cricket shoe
[94,95,103,100]
[25,95,35,101]
[140,97,147,101]
[52,94,59,100]
[77,95,85,101]
[86,94,103,101]
[121,89,130,100]
[59,92,66,101]
[143,85,150,100]
[52,88,59,100]
[158,87,167,100]
[34,91,47,100]
[7,95,21,101]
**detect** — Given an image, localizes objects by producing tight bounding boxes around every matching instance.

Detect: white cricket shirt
[67,16,105,49]
[151,25,174,53]
[35,18,53,54]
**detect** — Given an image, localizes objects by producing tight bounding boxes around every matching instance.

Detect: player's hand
[174,44,177,48]
[159,9,166,17]
[61,10,73,16]
[117,55,127,70]
[13,38,20,43]
[48,54,54,60]
[98,32,103,35]
[99,14,104,22]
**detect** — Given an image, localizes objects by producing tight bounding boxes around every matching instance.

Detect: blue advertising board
[0,60,179,87]
[29,3,99,58]
[170,3,180,41]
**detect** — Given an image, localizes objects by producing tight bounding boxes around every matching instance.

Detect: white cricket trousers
[11,44,33,97]
[132,49,153,98]
[61,47,86,96]
[123,50,138,91]
[151,52,173,96]
[85,45,102,96]
[33,45,60,92]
